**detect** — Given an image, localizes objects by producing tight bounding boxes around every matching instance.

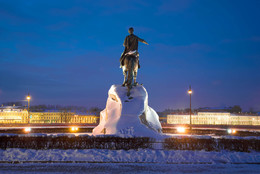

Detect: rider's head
[128,27,134,34]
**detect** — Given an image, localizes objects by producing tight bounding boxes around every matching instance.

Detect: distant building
[30,111,74,123]
[167,112,260,125]
[0,105,28,123]
[72,114,99,124]
[0,106,99,124]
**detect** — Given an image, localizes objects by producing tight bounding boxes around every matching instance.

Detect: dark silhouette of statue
[120,27,148,96]
[120,27,148,68]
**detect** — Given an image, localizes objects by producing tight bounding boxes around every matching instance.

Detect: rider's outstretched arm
[138,37,149,45]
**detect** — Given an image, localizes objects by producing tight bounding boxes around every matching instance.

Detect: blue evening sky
[0,0,260,111]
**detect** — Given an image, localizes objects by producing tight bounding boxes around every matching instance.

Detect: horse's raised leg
[134,71,138,86]
[122,70,127,86]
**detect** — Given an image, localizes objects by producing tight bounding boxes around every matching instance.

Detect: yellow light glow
[26,96,31,100]
[24,127,31,132]
[176,127,186,133]
[71,127,78,131]
[227,129,232,134]
[188,90,192,94]
[227,129,236,134]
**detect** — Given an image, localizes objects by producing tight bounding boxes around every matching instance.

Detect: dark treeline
[2,101,23,107]
[29,105,102,115]
[157,108,193,117]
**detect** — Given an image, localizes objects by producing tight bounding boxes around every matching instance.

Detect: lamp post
[188,86,192,131]
[26,93,31,124]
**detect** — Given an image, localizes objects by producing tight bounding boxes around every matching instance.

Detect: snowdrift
[93,85,162,137]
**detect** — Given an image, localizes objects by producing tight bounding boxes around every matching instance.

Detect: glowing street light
[24,127,31,133]
[70,126,79,132]
[188,85,192,131]
[176,127,186,133]
[26,93,31,124]
[227,129,236,134]
[26,95,31,101]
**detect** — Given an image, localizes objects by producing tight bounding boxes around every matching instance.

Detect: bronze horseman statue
[120,27,148,96]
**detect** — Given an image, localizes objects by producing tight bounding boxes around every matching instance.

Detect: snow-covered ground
[0,163,259,174]
[1,131,259,173]
[1,148,260,164]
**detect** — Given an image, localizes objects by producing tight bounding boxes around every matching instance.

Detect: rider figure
[120,27,148,68]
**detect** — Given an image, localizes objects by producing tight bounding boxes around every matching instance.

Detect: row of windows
[167,115,260,125]
[0,113,27,116]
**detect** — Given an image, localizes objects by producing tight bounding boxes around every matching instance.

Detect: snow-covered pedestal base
[93,85,162,137]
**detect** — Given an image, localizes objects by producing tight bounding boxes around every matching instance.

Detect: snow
[0,163,259,174]
[0,163,258,174]
[0,148,259,164]
[93,85,162,138]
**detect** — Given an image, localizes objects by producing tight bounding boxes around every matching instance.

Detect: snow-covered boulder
[92,85,162,137]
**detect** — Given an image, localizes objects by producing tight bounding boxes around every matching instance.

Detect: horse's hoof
[133,82,139,86]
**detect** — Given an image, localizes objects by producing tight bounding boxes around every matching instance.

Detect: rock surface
[92,85,162,137]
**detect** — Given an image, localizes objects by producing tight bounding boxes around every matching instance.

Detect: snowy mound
[93,85,162,137]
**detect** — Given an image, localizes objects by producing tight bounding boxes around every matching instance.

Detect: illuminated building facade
[71,114,99,124]
[0,106,99,124]
[0,106,28,123]
[30,111,74,123]
[167,112,260,125]
[30,112,99,124]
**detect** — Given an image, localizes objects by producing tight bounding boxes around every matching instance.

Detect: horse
[121,51,139,97]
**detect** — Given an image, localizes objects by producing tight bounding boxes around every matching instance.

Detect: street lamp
[188,86,192,131]
[26,93,31,124]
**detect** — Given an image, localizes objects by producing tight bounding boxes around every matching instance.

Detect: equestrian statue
[120,27,148,96]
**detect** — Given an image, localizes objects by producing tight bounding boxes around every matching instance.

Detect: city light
[188,85,192,131]
[227,129,232,134]
[176,127,186,133]
[26,93,31,124]
[24,127,31,133]
[71,126,79,131]
[26,96,31,100]
[227,129,236,134]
